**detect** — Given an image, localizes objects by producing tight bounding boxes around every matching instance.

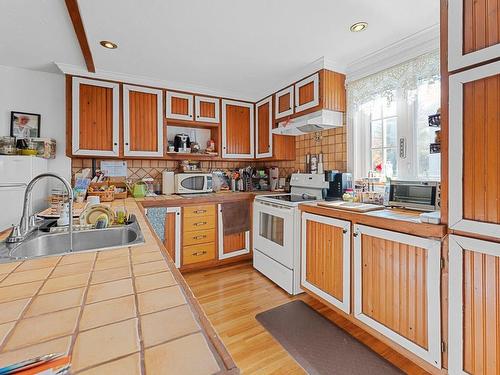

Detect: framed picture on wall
[10,111,41,139]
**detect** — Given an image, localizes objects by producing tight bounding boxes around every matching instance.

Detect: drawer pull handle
[193,235,207,240]
[193,210,207,214]
[193,251,207,256]
[194,221,207,226]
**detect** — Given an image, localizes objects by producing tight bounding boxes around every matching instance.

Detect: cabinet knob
[113,143,118,146]
[343,229,347,234]
[125,142,129,146]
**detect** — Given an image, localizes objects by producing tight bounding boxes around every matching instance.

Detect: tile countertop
[0,198,237,374]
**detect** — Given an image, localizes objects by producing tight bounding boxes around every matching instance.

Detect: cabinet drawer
[183,229,216,246]
[183,242,216,265]
[183,205,215,218]
[183,214,216,231]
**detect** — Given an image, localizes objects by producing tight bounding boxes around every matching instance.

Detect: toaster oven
[384,180,440,211]
[174,173,213,194]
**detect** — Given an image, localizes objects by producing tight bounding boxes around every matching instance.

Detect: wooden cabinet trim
[295,73,319,113]
[274,86,294,119]
[195,95,220,123]
[217,204,250,259]
[255,96,273,159]
[71,77,120,156]
[353,224,442,368]
[123,84,163,157]
[221,99,254,159]
[448,61,500,239]
[448,235,500,375]
[301,213,351,313]
[166,91,194,120]
[448,0,500,71]
[165,207,181,268]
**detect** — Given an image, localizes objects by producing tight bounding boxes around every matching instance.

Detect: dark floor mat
[256,300,404,375]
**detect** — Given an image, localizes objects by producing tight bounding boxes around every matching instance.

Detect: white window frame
[221,99,254,159]
[301,213,351,314]
[448,0,500,71]
[448,235,500,375]
[274,86,294,119]
[295,73,319,113]
[448,61,500,239]
[166,91,193,121]
[195,96,220,123]
[217,203,250,260]
[72,77,120,156]
[353,224,442,368]
[255,96,273,159]
[123,85,163,157]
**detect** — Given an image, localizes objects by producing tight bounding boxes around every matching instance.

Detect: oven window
[259,212,284,246]
[392,185,434,204]
[180,176,205,190]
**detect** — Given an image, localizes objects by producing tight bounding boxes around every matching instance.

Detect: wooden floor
[183,262,429,375]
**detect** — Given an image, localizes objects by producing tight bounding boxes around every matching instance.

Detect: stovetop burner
[266,194,318,203]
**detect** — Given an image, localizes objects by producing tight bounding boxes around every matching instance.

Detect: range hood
[271,109,344,136]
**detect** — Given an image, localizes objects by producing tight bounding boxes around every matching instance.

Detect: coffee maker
[324,171,352,201]
[173,133,190,152]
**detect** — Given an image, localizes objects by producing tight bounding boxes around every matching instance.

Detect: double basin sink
[0,215,145,263]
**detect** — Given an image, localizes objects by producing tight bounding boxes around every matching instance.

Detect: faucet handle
[29,215,37,228]
[6,225,22,243]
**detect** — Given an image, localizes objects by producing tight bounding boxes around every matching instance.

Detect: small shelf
[428,114,441,127]
[429,143,441,154]
[165,118,219,129]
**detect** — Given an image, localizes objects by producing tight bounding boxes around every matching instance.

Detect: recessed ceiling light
[350,22,368,32]
[100,40,118,49]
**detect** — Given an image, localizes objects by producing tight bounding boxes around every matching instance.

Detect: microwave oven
[384,180,440,211]
[174,173,213,194]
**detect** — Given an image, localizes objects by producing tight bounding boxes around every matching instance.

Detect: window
[348,52,441,181]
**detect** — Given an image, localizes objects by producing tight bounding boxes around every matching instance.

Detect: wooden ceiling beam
[65,0,95,73]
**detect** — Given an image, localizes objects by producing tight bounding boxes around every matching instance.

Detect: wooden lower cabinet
[183,242,216,265]
[182,205,216,266]
[353,224,442,368]
[449,235,500,375]
[163,207,181,268]
[301,213,351,313]
[217,204,250,260]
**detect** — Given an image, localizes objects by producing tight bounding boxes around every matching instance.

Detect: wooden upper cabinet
[449,61,500,240]
[301,213,351,314]
[353,225,442,368]
[123,85,163,157]
[195,96,220,123]
[449,0,500,70]
[255,96,272,158]
[449,235,500,375]
[295,73,319,113]
[221,99,254,158]
[71,77,119,156]
[275,86,294,119]
[166,91,193,121]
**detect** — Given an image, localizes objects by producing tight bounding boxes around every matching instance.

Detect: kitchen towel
[221,201,251,235]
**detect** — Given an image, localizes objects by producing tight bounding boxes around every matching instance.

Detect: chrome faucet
[6,173,73,252]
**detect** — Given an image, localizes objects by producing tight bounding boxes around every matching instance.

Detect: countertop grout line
[129,247,147,375]
[0,255,64,353]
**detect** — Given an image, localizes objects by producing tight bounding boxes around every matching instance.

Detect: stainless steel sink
[0,215,144,262]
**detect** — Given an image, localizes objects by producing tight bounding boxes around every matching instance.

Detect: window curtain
[347,51,440,180]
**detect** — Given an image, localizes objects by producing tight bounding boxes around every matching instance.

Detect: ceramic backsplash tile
[71,126,347,181]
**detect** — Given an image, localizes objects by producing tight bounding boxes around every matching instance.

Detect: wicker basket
[87,189,114,202]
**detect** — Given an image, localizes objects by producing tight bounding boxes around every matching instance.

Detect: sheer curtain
[347,51,441,180]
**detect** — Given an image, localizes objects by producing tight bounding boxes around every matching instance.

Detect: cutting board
[317,201,385,213]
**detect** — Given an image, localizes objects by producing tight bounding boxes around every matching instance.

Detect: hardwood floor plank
[184,262,429,374]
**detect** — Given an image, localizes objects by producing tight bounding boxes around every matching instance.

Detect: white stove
[253,173,327,294]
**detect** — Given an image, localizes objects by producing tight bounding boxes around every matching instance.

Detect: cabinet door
[217,203,250,259]
[448,0,500,71]
[71,77,119,156]
[221,99,254,158]
[195,96,220,123]
[274,86,294,119]
[301,213,351,313]
[295,73,319,113]
[449,235,500,375]
[164,207,181,268]
[449,61,500,240]
[353,224,441,368]
[123,85,163,157]
[255,96,272,158]
[166,91,193,121]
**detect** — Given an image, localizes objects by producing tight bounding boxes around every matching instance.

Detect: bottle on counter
[317,152,324,174]
[310,154,318,174]
[305,153,311,173]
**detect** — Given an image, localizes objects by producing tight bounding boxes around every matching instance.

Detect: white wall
[0,65,70,181]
